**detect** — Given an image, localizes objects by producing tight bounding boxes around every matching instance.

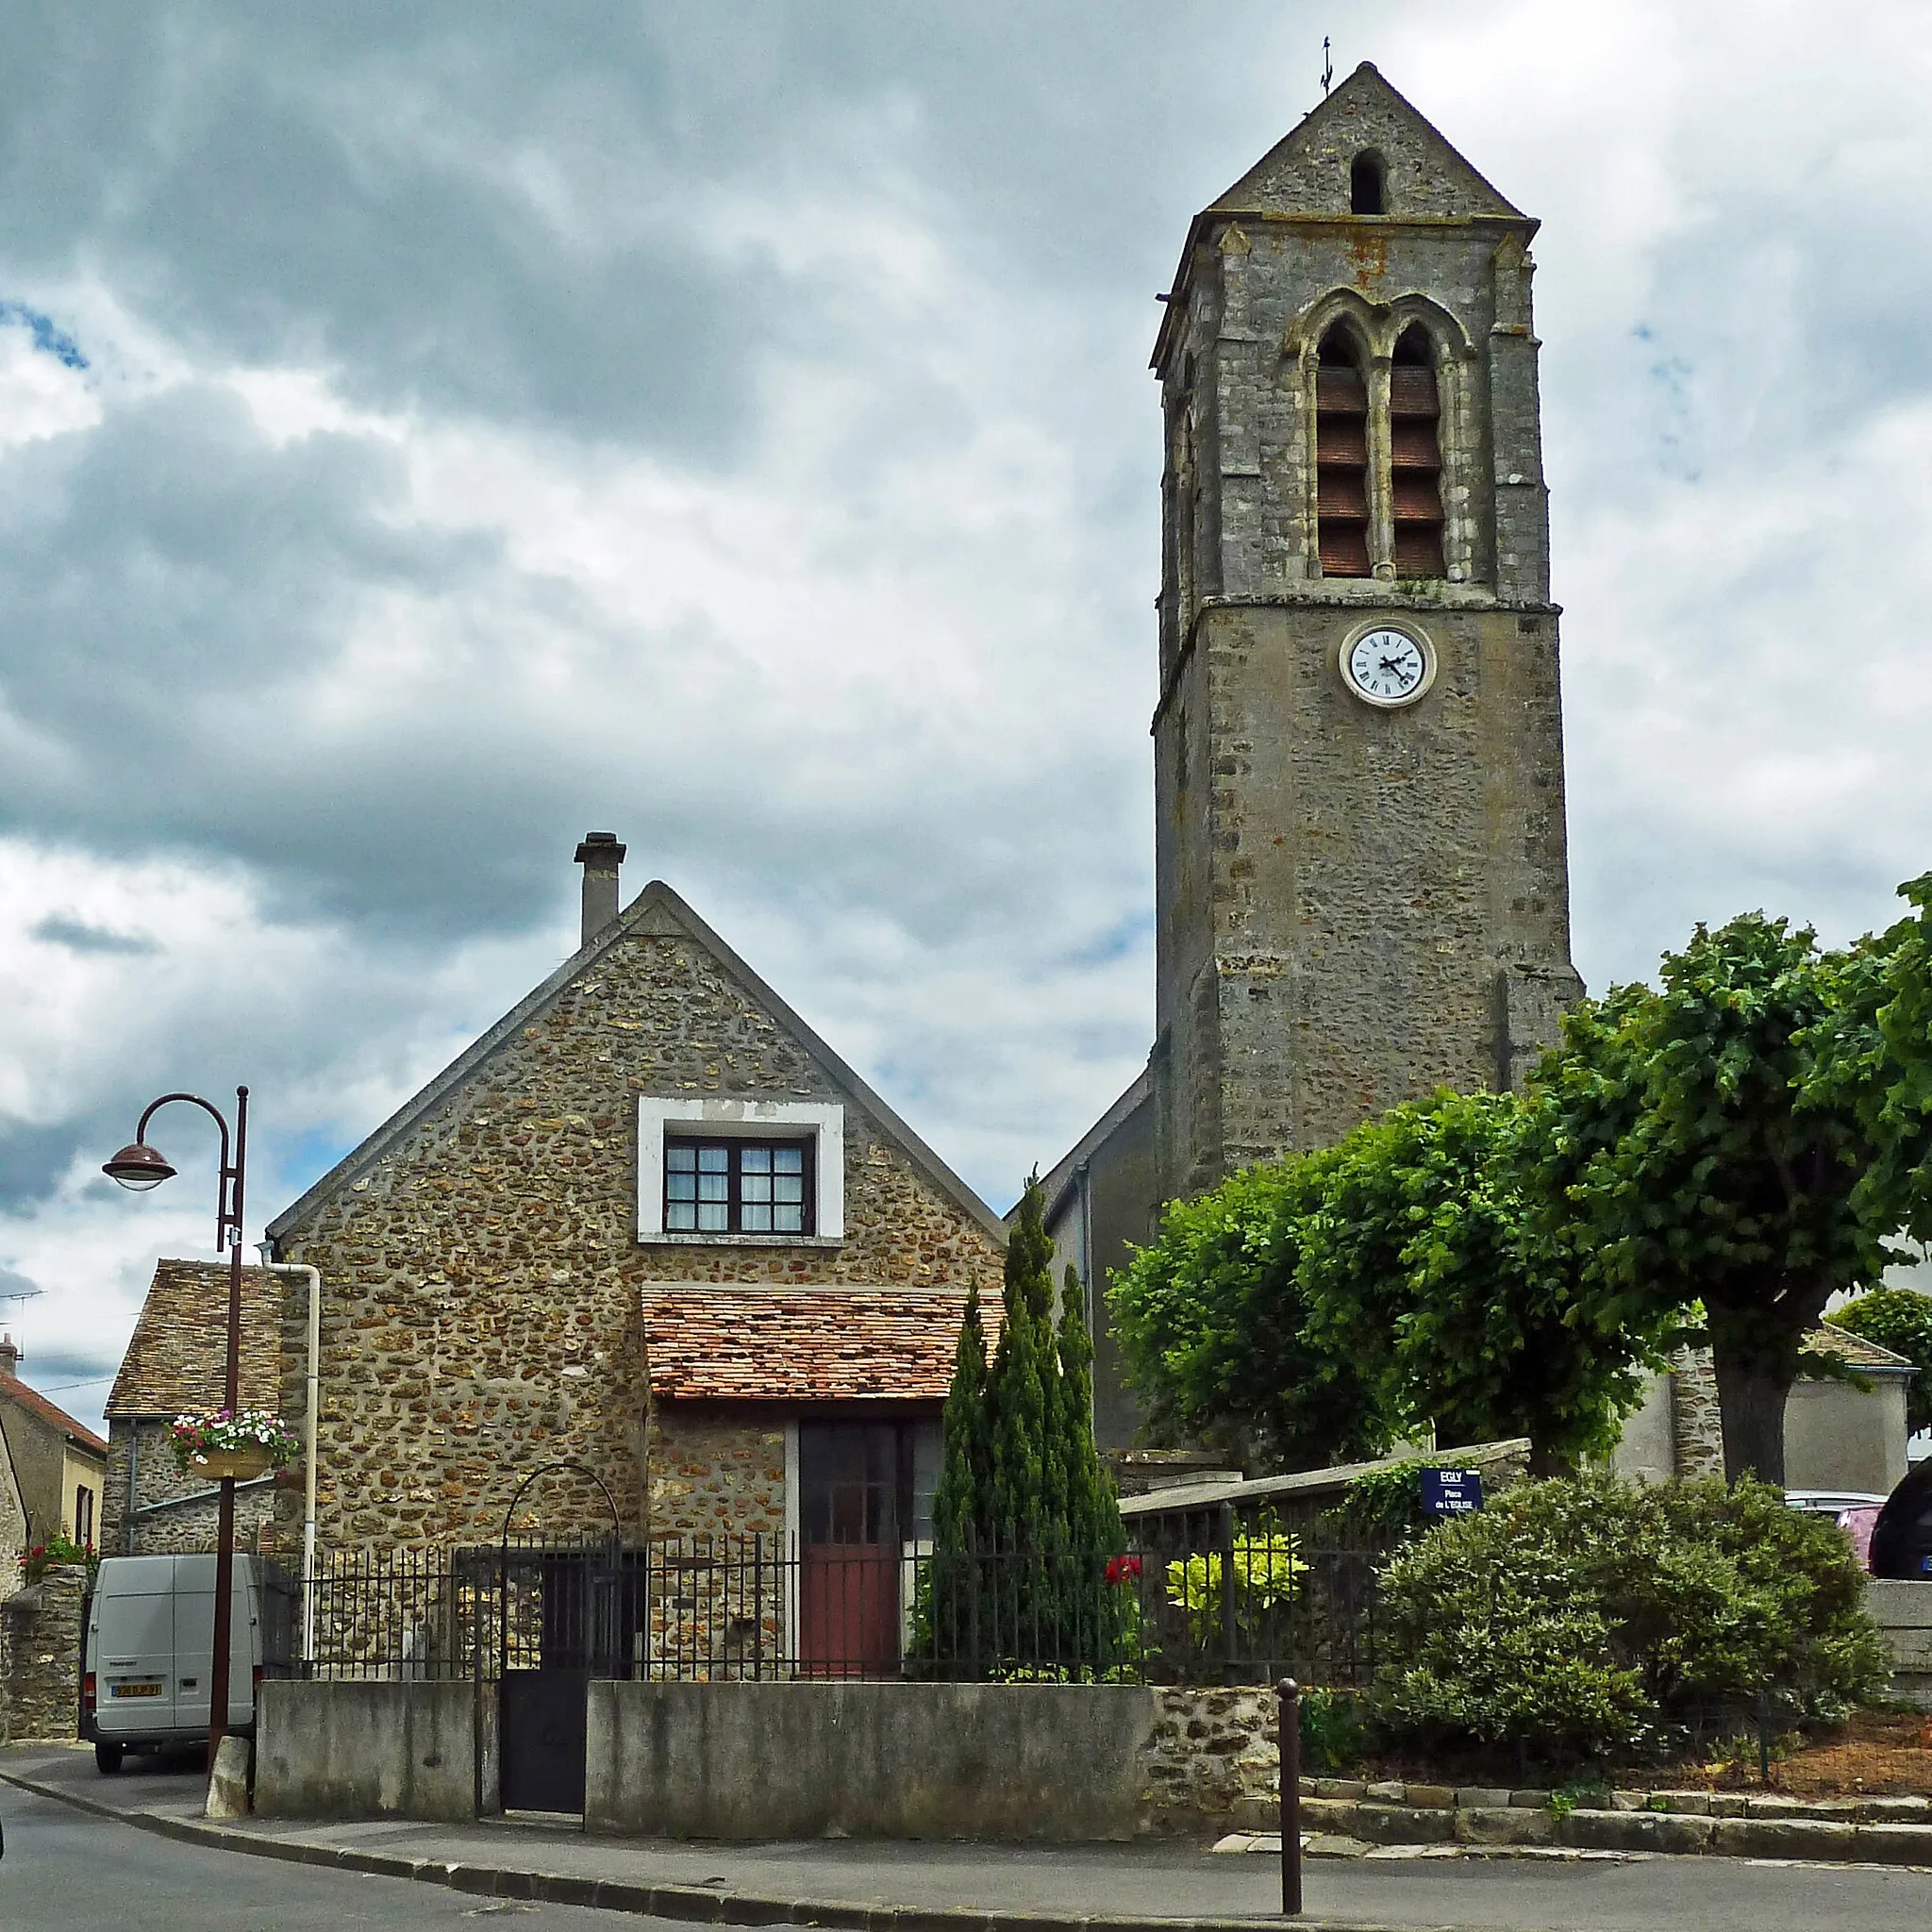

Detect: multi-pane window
[663,1138,811,1236]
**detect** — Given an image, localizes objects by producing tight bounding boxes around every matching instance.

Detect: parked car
[1784,1491,1888,1572]
[81,1554,295,1773]
[1870,1461,1932,1581]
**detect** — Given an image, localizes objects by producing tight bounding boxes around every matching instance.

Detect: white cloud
[5,1,1932,1435]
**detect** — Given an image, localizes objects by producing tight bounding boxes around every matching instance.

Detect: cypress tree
[1056,1262,1124,1555]
[990,1175,1055,1551]
[917,1174,1127,1676]
[930,1284,991,1554]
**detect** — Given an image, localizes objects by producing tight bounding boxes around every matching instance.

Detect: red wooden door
[800,1544,898,1676]
[798,1423,903,1676]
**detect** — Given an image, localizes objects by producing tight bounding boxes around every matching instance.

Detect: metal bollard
[1278,1677,1302,1916]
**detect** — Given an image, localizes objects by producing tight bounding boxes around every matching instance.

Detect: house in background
[1611,1326,1917,1494]
[0,1410,25,1588]
[99,1260,284,1557]
[0,1333,108,1550]
[227,836,1008,1668]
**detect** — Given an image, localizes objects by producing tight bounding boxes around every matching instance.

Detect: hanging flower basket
[171,1408,302,1482]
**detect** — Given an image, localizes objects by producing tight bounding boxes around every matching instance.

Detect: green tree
[1108,1145,1388,1472]
[929,1284,992,1554]
[920,1176,1125,1674]
[1833,1288,1932,1436]
[1110,1091,1672,1474]
[1373,1472,1889,1766]
[1306,1090,1681,1474]
[1804,872,1932,1250]
[1538,913,1889,1484]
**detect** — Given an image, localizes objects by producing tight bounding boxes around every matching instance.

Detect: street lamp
[104,1086,250,1771]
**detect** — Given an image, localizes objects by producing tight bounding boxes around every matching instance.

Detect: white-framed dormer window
[637,1097,843,1245]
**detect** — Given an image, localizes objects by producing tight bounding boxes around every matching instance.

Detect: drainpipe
[262,1258,323,1666]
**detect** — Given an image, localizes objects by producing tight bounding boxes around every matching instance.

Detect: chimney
[574,832,626,947]
[0,1331,17,1379]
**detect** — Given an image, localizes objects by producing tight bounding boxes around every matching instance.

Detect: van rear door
[172,1557,260,1733]
[92,1557,178,1739]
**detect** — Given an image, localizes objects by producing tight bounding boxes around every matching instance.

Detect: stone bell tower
[1149,63,1583,1198]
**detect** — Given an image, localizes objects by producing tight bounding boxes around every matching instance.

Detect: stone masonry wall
[1150,80,1577,1192]
[278,926,1003,1551]
[649,1409,786,1541]
[102,1416,282,1557]
[0,1562,84,1742]
[1138,1686,1280,1833]
[1671,1347,1725,1478]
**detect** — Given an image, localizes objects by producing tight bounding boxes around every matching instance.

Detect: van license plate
[109,1683,162,1698]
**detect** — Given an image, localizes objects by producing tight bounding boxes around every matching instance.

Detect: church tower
[1149,63,1582,1197]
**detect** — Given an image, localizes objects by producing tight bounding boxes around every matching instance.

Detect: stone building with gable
[247,841,1005,1624]
[100,1259,284,1557]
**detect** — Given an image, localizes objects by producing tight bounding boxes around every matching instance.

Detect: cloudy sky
[5,0,1932,1436]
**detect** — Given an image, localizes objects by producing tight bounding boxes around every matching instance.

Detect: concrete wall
[250,1677,1288,1840]
[255,1678,495,1823]
[587,1681,1160,1841]
[1608,1372,1675,1484]
[1867,1580,1932,1711]
[1785,1379,1910,1494]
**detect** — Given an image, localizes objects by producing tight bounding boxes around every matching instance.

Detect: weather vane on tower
[1321,36,1333,97]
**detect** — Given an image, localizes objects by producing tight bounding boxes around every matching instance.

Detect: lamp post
[103,1086,249,1770]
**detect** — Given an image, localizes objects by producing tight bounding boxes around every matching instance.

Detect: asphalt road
[9,1749,1932,1932]
[0,1779,669,1931]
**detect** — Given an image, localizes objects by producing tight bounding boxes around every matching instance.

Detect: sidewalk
[7,1742,1932,1932]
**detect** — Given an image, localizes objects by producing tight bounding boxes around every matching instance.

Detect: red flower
[1105,1555,1142,1586]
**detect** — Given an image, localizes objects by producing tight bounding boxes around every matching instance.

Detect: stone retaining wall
[0,1562,84,1742]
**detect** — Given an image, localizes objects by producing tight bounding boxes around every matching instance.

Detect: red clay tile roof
[0,1374,108,1459]
[105,1260,285,1418]
[641,1286,995,1403]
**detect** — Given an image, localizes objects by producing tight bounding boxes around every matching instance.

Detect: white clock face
[1343,626,1432,708]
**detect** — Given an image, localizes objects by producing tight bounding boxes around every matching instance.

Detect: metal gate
[495,1541,646,1814]
[492,1459,639,1819]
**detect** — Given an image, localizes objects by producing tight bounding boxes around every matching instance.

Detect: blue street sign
[1421,1467,1483,1517]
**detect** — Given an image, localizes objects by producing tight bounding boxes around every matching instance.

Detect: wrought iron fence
[299,1528,1390,1688]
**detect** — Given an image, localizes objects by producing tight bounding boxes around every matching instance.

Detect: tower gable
[1210,63,1524,224]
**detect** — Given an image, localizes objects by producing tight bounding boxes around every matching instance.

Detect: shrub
[1299,1686,1368,1774]
[20,1533,97,1583]
[1370,1472,1890,1766]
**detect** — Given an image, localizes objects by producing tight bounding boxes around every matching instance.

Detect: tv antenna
[1321,36,1334,96]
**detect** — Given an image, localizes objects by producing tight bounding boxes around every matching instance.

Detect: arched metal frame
[1287,291,1480,585]
[495,1459,624,1674]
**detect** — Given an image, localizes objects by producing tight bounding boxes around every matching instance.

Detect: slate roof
[1810,1321,1916,1375]
[641,1286,997,1404]
[268,878,1004,1247]
[105,1261,285,1419]
[0,1374,108,1459]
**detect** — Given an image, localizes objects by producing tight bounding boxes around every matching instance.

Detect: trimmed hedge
[1371,1472,1889,1764]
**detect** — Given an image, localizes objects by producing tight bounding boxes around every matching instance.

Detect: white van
[82,1555,296,1773]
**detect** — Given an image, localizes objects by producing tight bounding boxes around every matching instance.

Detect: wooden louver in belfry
[1390,332,1445,578]
[1314,338,1371,578]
